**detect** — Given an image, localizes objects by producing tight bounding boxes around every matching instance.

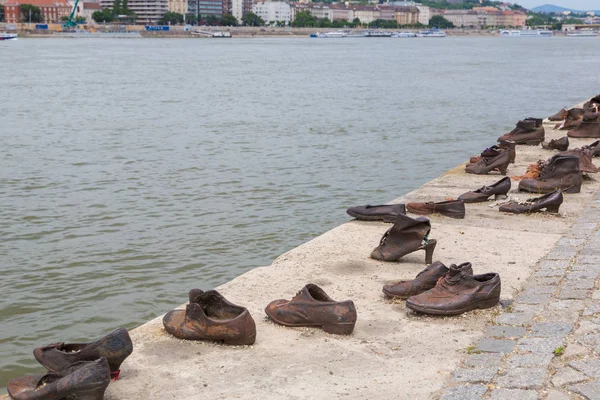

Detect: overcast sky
[516,0,599,9]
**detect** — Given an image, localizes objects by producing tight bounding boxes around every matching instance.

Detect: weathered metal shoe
[406,267,501,316]
[519,155,582,194]
[458,177,511,203]
[568,112,600,138]
[583,140,600,157]
[346,203,406,223]
[556,108,584,130]
[265,284,357,335]
[382,262,473,299]
[542,136,569,151]
[465,149,511,175]
[559,148,598,173]
[163,289,256,345]
[549,107,568,121]
[469,141,516,165]
[499,190,563,214]
[33,328,133,376]
[8,358,110,400]
[497,118,544,145]
[406,200,465,219]
[370,214,436,264]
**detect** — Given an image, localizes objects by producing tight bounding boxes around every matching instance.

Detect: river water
[1,36,599,390]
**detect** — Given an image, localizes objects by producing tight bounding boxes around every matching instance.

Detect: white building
[252,1,290,24]
[99,0,168,23]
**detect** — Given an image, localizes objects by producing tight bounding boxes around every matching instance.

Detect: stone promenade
[440,190,600,400]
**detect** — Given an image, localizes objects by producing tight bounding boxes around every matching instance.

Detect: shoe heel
[564,185,581,194]
[322,323,355,335]
[476,298,499,310]
[423,239,437,265]
[545,204,560,213]
[494,193,508,200]
[498,165,508,176]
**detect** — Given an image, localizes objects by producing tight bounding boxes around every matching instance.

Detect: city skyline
[517,0,599,10]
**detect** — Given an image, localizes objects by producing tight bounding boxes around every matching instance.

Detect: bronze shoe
[33,328,133,376]
[383,262,473,299]
[465,149,511,175]
[406,200,465,219]
[559,148,598,173]
[568,112,600,138]
[370,214,436,264]
[497,118,544,145]
[556,108,584,130]
[458,177,511,203]
[406,267,501,316]
[469,141,516,165]
[346,203,406,223]
[163,290,256,345]
[548,108,568,121]
[265,284,357,335]
[8,358,110,400]
[499,190,563,214]
[519,155,582,194]
[583,140,600,157]
[542,136,569,151]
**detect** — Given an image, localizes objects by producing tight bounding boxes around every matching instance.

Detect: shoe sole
[265,309,355,335]
[382,287,411,300]
[406,297,499,316]
[346,210,397,223]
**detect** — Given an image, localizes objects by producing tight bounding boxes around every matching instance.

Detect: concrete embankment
[92,100,599,399]
[1,100,596,400]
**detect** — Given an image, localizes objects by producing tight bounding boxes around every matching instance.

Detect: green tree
[20,4,43,22]
[429,15,454,28]
[92,8,114,23]
[291,11,317,27]
[0,5,4,22]
[205,15,220,25]
[159,11,184,24]
[242,12,264,26]
[317,17,331,28]
[331,19,346,28]
[185,13,197,25]
[222,14,237,26]
[351,17,361,27]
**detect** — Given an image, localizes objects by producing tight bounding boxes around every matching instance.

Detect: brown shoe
[265,284,357,335]
[406,267,501,316]
[557,108,584,130]
[498,118,544,145]
[519,155,582,194]
[469,141,516,165]
[346,203,406,223]
[33,328,133,376]
[8,358,110,400]
[163,290,256,345]
[370,214,436,264]
[406,200,465,219]
[499,190,563,214]
[568,113,600,138]
[549,108,568,121]
[542,136,569,151]
[583,140,600,157]
[383,262,473,299]
[458,177,511,203]
[465,149,511,175]
[559,148,598,173]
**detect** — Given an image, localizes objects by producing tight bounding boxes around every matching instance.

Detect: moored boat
[500,29,553,37]
[363,30,392,38]
[0,32,18,41]
[310,31,347,38]
[392,31,416,38]
[416,29,446,37]
[567,30,598,37]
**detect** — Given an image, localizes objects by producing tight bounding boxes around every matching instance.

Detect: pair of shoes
[458,177,511,203]
[265,284,357,335]
[518,154,582,194]
[468,140,516,165]
[465,147,511,175]
[347,201,464,220]
[8,328,133,400]
[499,190,563,214]
[568,111,600,138]
[162,286,357,341]
[497,118,544,145]
[163,290,257,345]
[370,214,437,265]
[542,136,569,151]
[383,262,501,316]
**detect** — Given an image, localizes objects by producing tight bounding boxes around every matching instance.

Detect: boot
[8,358,110,400]
[568,112,600,138]
[465,149,511,175]
[498,118,544,145]
[519,155,582,194]
[583,140,600,157]
[542,136,569,151]
[559,148,598,173]
[382,262,473,299]
[557,108,584,130]
[458,176,511,203]
[583,94,600,113]
[370,214,436,264]
[499,190,563,214]
[406,200,465,219]
[549,108,568,121]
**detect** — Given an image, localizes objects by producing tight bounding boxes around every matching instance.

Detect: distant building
[433,8,526,28]
[188,0,224,19]
[100,0,168,23]
[252,1,290,24]
[4,0,71,23]
[230,0,251,24]
[168,0,187,15]
[389,1,429,26]
[82,1,101,21]
[377,5,419,25]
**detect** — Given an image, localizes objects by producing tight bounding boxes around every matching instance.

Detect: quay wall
[90,99,600,399]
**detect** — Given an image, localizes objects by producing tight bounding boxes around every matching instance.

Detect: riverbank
[71,99,599,399]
